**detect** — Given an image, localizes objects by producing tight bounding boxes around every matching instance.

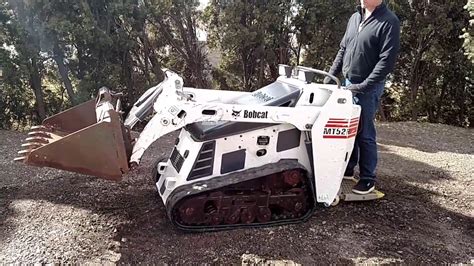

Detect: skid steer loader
[14,65,383,231]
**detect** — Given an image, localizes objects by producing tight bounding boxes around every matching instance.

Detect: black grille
[170,147,185,172]
[187,141,216,181]
[159,181,166,195]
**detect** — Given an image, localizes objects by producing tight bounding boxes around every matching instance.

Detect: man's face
[361,0,382,9]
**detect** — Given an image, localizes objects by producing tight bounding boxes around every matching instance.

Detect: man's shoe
[352,179,375,194]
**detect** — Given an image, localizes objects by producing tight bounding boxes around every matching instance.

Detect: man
[324,0,400,194]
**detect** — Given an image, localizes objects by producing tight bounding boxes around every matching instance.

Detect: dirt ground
[0,122,472,264]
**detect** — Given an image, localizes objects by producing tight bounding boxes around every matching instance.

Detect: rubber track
[165,159,316,232]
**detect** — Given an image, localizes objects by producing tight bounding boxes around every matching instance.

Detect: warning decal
[323,118,359,139]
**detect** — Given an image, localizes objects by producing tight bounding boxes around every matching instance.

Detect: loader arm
[130,100,321,164]
[126,69,321,164]
[124,83,164,129]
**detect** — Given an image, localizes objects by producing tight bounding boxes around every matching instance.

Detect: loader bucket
[14,90,132,181]
[42,99,98,134]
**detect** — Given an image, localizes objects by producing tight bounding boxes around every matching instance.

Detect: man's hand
[346,83,366,94]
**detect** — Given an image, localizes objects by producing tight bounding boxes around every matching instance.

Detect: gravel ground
[0,122,473,264]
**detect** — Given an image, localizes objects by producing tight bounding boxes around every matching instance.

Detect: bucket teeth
[17,143,43,161]
[18,149,33,155]
[17,134,48,162]
[30,125,52,132]
[17,128,57,163]
[21,142,43,148]
[14,156,27,162]
[28,131,52,139]
[25,136,50,144]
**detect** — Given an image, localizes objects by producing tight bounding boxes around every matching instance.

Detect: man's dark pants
[345,81,385,181]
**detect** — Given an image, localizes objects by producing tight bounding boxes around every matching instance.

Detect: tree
[3,0,47,121]
[390,0,472,126]
[0,0,472,128]
[461,0,474,62]
[293,0,353,70]
[204,0,294,91]
[146,0,211,89]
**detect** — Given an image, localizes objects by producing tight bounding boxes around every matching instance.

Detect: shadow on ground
[377,122,474,155]
[0,125,473,264]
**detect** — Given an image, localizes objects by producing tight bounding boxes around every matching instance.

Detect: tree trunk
[409,49,423,121]
[296,44,302,66]
[148,51,165,82]
[378,101,387,121]
[435,80,448,121]
[122,51,135,102]
[142,32,152,85]
[53,44,76,105]
[410,83,419,121]
[257,57,264,88]
[176,10,210,89]
[242,51,249,91]
[409,28,434,121]
[29,57,46,121]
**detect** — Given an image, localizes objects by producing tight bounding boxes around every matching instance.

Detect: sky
[197,0,210,41]
[199,0,209,10]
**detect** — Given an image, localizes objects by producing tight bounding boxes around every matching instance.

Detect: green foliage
[388,0,472,127]
[0,0,472,128]
[461,0,474,62]
[293,0,354,71]
[146,0,211,88]
[0,48,35,129]
[0,0,210,123]
[204,0,293,91]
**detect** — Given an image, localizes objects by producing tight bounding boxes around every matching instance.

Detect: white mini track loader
[15,65,383,231]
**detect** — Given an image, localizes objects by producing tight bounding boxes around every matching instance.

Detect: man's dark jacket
[329,3,400,92]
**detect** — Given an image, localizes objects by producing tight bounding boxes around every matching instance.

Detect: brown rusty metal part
[27,131,53,139]
[256,207,272,223]
[13,156,27,162]
[25,136,50,144]
[15,91,132,181]
[173,169,312,227]
[42,99,97,134]
[21,142,43,148]
[17,150,32,155]
[31,125,49,130]
[240,208,256,224]
[283,169,302,187]
[23,111,130,180]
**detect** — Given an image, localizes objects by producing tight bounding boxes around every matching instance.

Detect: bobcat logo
[232,109,241,117]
